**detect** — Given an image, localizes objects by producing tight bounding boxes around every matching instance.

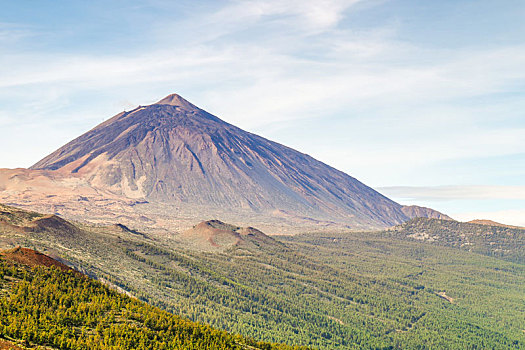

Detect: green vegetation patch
[0,258,306,350]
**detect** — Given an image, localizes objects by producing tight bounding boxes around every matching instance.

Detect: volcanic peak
[154,93,198,110]
[23,93,450,230]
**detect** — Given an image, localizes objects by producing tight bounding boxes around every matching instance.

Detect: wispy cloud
[377,185,525,226]
[0,22,36,44]
[378,185,525,201]
[3,40,525,132]
[187,0,365,42]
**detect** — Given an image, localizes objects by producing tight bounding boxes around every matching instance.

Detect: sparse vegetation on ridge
[386,217,525,263]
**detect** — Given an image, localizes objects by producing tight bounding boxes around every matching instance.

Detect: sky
[0,0,524,225]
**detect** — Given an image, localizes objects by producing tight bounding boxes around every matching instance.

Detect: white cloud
[208,0,364,33]
[376,185,525,227]
[3,42,525,130]
[0,22,36,44]
[377,185,525,201]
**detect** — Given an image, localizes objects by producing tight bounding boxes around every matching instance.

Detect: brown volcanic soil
[0,168,156,231]
[0,246,73,272]
[0,339,24,350]
[181,220,282,251]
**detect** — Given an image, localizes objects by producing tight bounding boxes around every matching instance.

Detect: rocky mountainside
[29,94,444,229]
[400,205,452,220]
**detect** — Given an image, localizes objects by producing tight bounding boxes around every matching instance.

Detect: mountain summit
[155,93,198,109]
[30,94,446,228]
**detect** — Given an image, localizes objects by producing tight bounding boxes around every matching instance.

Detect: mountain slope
[29,94,442,228]
[0,248,304,350]
[400,205,453,220]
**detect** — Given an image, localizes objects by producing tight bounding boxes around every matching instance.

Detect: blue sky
[1,0,524,225]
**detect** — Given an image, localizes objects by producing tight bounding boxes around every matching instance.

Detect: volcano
[29,94,447,229]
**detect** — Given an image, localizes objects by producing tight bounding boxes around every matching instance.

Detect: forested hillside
[279,231,525,348]
[0,251,305,350]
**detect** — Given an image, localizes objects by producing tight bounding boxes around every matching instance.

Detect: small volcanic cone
[0,246,73,272]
